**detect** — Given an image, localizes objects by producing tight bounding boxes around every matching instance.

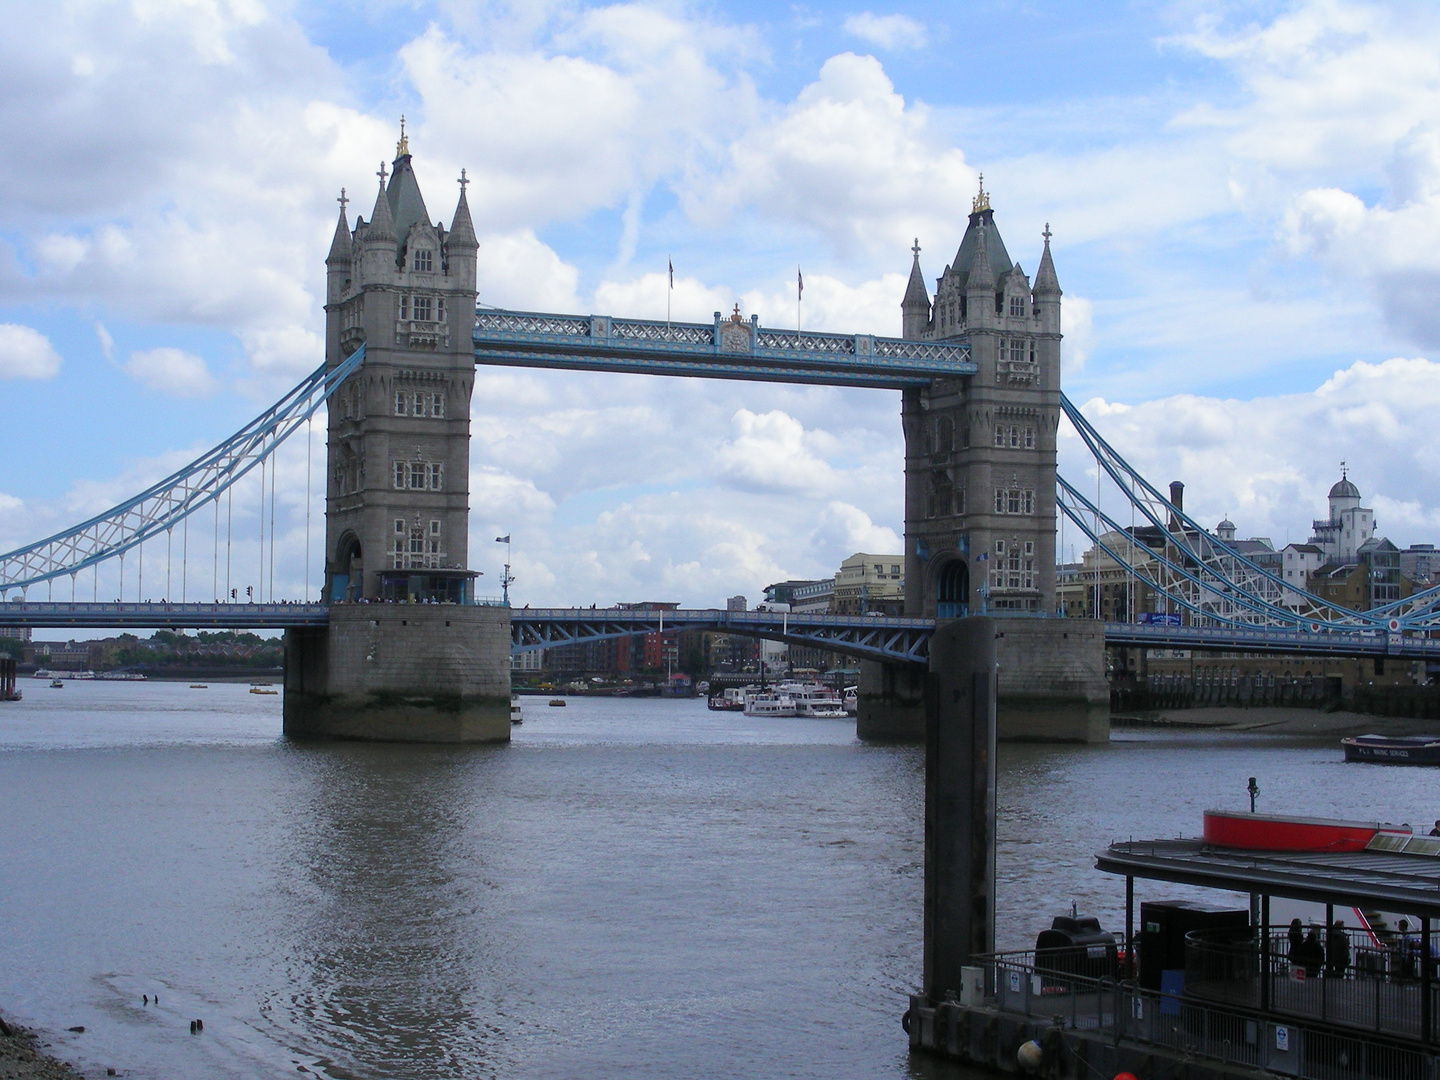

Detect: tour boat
[843,686,858,716]
[775,681,848,718]
[49,679,64,689]
[548,698,566,707]
[511,697,523,724]
[249,686,278,695]
[1341,734,1440,765]
[743,690,797,717]
[707,687,749,712]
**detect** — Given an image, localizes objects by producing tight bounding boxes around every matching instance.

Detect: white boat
[510,697,523,724]
[775,681,849,719]
[97,671,147,681]
[743,689,797,717]
[843,686,858,716]
[708,686,750,712]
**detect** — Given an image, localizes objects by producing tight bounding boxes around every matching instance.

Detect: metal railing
[1185,926,1440,1043]
[983,949,1435,1080]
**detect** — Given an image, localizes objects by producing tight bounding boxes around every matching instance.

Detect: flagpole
[667,256,673,326]
[797,265,802,333]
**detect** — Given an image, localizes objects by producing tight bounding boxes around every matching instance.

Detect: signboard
[1139,613,1182,627]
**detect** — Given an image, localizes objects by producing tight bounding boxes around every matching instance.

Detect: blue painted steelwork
[472,309,975,389]
[0,346,368,596]
[511,607,935,665]
[4,600,1437,661]
[0,601,331,630]
[1058,395,1394,632]
[1104,621,1440,659]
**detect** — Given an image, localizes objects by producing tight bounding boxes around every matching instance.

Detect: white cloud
[124,347,218,397]
[0,324,62,379]
[476,231,581,311]
[1065,356,1440,549]
[714,409,840,494]
[689,53,974,256]
[811,501,901,554]
[95,322,113,360]
[842,13,927,51]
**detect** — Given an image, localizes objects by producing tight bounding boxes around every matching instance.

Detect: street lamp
[495,534,514,606]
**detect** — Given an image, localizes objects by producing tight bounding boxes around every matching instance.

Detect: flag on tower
[668,258,673,289]
[495,535,510,544]
[797,267,803,298]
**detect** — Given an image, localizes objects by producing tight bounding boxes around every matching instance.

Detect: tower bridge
[4,136,1440,741]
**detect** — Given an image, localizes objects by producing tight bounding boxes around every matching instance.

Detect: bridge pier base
[856,661,928,740]
[858,618,1109,743]
[283,604,512,743]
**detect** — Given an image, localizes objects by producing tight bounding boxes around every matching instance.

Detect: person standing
[1326,921,1351,978]
[1287,918,1305,970]
[1302,927,1325,978]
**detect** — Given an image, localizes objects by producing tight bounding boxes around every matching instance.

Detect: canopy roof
[1096,836,1440,919]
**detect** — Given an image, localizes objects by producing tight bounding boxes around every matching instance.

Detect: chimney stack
[1168,481,1184,531]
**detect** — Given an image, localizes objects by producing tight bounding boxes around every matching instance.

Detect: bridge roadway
[2,603,1437,663]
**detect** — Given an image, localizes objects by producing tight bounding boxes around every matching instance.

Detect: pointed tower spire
[367,162,396,242]
[327,188,352,265]
[903,238,929,305]
[1034,222,1061,296]
[447,168,477,249]
[901,238,930,340]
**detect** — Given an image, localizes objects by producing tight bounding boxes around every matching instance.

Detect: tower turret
[444,169,478,284]
[965,220,996,331]
[902,238,931,340]
[360,164,397,281]
[1033,223,1061,336]
[326,191,352,305]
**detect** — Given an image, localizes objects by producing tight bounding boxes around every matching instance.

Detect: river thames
[0,683,1433,1079]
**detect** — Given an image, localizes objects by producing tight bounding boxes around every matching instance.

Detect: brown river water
[0,682,1432,1079]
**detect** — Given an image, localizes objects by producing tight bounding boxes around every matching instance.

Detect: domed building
[1307,466,1373,564]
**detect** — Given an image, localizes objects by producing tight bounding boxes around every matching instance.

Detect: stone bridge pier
[857,617,1107,742]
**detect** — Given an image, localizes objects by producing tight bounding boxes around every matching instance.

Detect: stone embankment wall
[284,604,511,742]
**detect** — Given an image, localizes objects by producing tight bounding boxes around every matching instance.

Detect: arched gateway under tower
[283,132,512,742]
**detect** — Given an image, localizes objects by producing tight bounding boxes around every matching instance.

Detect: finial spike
[971,172,990,214]
[458,168,469,193]
[1042,222,1052,244]
[911,237,921,257]
[396,115,410,158]
[377,161,388,188]
[338,187,348,214]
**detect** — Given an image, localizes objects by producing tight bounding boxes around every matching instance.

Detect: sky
[4,0,1440,609]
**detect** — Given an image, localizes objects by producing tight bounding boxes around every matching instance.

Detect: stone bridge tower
[900,181,1061,619]
[322,125,479,603]
[860,182,1106,743]
[284,128,512,744]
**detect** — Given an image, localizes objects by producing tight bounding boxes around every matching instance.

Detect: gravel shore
[0,1017,89,1080]
[1113,706,1440,736]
